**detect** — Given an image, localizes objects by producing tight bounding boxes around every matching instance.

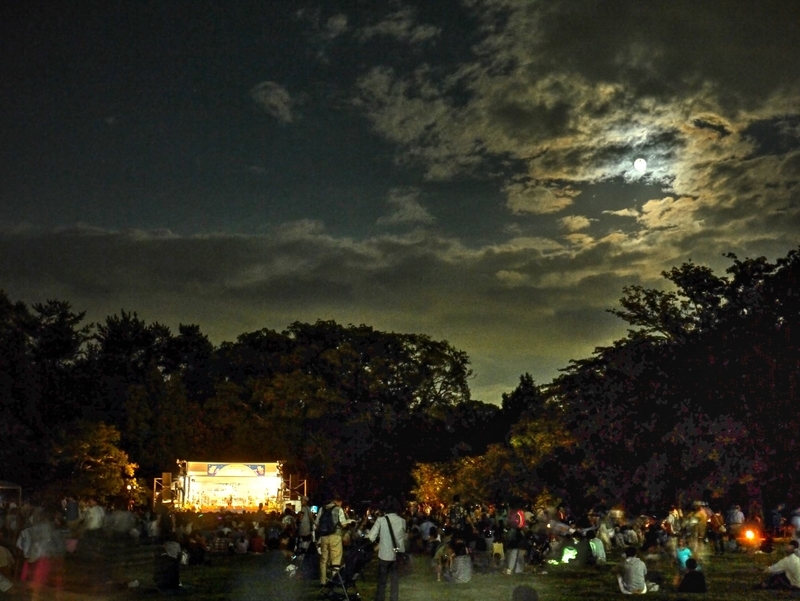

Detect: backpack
[504,526,521,548]
[449,504,467,529]
[509,509,526,529]
[317,505,336,537]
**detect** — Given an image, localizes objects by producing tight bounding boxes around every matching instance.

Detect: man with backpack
[316,494,350,585]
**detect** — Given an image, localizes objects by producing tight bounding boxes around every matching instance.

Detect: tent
[0,481,21,507]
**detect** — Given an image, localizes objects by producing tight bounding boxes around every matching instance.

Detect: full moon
[634,158,647,172]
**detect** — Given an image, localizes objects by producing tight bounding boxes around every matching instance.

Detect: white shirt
[419,520,435,541]
[767,552,800,588]
[368,514,406,561]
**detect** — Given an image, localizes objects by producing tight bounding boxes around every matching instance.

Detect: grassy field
[8,544,795,600]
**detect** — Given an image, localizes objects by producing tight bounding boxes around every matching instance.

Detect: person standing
[503,517,526,575]
[316,494,350,585]
[770,503,786,536]
[790,508,800,540]
[367,498,406,601]
[708,508,727,554]
[297,496,315,552]
[64,495,81,537]
[727,504,745,537]
[82,498,105,536]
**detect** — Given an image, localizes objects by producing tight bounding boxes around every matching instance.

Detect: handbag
[385,515,413,577]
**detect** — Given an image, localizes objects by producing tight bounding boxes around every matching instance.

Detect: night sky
[2,1,799,402]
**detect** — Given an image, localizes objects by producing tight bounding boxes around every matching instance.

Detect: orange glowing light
[745,530,755,540]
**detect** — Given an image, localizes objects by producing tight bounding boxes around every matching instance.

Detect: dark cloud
[692,117,731,138]
[526,0,800,107]
[742,116,800,158]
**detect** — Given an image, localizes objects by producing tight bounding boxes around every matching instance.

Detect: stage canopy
[177,461,283,512]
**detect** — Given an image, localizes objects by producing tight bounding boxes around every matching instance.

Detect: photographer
[367,498,406,601]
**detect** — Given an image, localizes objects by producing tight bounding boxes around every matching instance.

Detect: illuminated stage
[177,461,285,512]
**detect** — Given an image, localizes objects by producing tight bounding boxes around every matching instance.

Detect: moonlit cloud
[559,215,592,232]
[504,183,577,215]
[377,187,435,225]
[351,0,800,284]
[250,81,297,124]
[358,5,440,44]
[603,209,640,218]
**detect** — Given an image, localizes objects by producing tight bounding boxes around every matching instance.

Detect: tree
[162,324,217,403]
[546,248,800,510]
[123,367,208,477]
[50,421,137,503]
[29,299,91,427]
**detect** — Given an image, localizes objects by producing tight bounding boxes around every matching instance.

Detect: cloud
[351,0,799,209]
[559,215,592,232]
[358,6,440,44]
[495,269,529,287]
[505,182,577,214]
[348,0,800,306]
[250,81,297,124]
[0,221,667,400]
[377,187,435,225]
[3,208,797,403]
[324,14,349,39]
[603,208,640,218]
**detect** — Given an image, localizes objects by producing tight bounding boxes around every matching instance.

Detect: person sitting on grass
[677,558,706,593]
[757,539,800,590]
[249,528,265,553]
[511,584,539,601]
[587,530,606,565]
[185,531,210,566]
[676,537,693,572]
[724,533,739,553]
[617,546,659,594]
[211,530,231,554]
[233,533,248,554]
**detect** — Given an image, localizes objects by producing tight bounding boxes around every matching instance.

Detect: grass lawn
[9,544,795,600]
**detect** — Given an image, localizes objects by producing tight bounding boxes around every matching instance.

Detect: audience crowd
[1,492,800,597]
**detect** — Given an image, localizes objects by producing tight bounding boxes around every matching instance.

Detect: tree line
[416,248,800,513]
[1,246,798,511]
[0,302,513,503]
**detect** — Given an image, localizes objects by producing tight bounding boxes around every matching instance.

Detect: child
[676,538,693,571]
[678,558,707,593]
